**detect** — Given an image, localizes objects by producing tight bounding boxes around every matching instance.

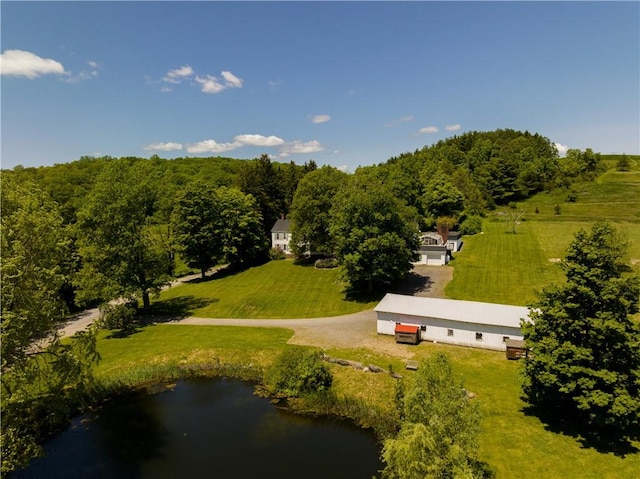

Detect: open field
[446,166,640,305]
[155,260,379,319]
[92,325,640,479]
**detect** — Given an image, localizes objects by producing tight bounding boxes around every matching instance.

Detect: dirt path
[60,266,453,359]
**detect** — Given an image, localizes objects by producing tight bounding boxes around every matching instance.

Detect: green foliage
[314,258,339,269]
[522,222,640,438]
[459,216,483,235]
[170,181,224,277]
[422,173,465,219]
[616,154,631,171]
[171,183,267,275]
[330,174,419,291]
[382,353,488,479]
[263,348,332,398]
[75,160,173,308]
[215,186,268,268]
[97,300,138,331]
[290,165,348,256]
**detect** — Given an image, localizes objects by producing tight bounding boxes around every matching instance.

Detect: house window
[475,332,483,341]
[420,325,426,332]
[447,329,454,337]
[503,336,510,343]
[276,233,280,240]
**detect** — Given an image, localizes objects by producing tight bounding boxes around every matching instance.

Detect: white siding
[375,294,528,351]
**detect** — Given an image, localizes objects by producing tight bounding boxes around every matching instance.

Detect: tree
[289,166,348,256]
[422,173,465,219]
[616,154,631,171]
[171,181,223,278]
[1,175,99,473]
[522,222,640,438]
[381,353,488,479]
[236,154,286,239]
[330,175,419,292]
[215,186,268,268]
[75,160,172,309]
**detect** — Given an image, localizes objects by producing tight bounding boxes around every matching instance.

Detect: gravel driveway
[60,266,453,359]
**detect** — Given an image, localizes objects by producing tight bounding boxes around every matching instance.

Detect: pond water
[13,378,383,479]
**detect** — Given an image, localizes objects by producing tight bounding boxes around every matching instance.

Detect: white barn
[375,293,530,351]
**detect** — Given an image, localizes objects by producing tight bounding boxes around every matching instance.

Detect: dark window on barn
[447,329,454,336]
[420,325,426,332]
[475,332,483,341]
[503,336,510,343]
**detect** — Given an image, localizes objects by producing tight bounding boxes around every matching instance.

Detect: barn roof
[374,293,530,328]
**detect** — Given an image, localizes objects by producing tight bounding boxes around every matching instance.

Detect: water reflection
[13,378,382,479]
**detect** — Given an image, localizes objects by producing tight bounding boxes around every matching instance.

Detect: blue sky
[2,1,639,171]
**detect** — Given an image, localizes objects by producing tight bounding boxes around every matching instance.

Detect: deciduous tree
[522,222,640,438]
[289,166,348,256]
[75,160,172,309]
[330,175,419,292]
[382,353,488,478]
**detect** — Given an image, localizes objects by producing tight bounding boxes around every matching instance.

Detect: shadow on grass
[521,403,640,457]
[138,296,219,324]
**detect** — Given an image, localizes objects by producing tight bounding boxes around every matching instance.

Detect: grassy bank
[155,259,379,319]
[90,324,640,478]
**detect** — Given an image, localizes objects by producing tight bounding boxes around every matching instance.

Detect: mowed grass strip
[94,325,294,378]
[156,259,378,318]
[445,220,560,305]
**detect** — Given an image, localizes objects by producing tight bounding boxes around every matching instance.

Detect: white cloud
[186,139,242,154]
[385,115,414,127]
[144,142,183,152]
[554,143,569,156]
[336,164,349,172]
[269,79,284,90]
[445,124,461,131]
[279,140,324,157]
[234,134,285,147]
[163,65,194,84]
[195,75,226,94]
[88,60,99,68]
[221,71,243,88]
[419,126,439,134]
[0,49,66,78]
[311,114,331,124]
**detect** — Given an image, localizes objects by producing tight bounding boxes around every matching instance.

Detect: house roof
[271,218,290,233]
[374,293,530,328]
[418,245,448,253]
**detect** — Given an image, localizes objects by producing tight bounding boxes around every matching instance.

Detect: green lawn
[92,325,640,479]
[155,259,379,318]
[447,167,640,305]
[445,220,562,305]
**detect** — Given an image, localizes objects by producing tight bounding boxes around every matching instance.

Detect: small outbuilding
[394,324,420,345]
[375,293,530,352]
[505,339,528,359]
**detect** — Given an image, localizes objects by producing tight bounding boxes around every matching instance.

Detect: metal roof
[374,293,530,328]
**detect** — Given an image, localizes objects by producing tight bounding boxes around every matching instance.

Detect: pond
[13,378,383,479]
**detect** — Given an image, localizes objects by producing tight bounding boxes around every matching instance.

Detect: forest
[0,129,622,474]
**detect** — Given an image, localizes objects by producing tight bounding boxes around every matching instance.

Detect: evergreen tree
[522,222,640,438]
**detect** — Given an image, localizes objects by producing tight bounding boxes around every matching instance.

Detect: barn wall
[376,312,523,351]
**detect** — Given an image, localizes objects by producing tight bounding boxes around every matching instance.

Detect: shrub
[269,248,286,260]
[263,348,332,398]
[314,258,339,269]
[565,190,577,203]
[459,216,483,235]
[97,300,137,331]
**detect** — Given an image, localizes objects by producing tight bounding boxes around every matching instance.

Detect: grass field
[446,165,640,305]
[155,259,379,319]
[92,325,640,479]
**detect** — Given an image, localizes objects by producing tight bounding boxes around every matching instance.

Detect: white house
[375,293,530,351]
[414,245,450,265]
[271,218,292,253]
